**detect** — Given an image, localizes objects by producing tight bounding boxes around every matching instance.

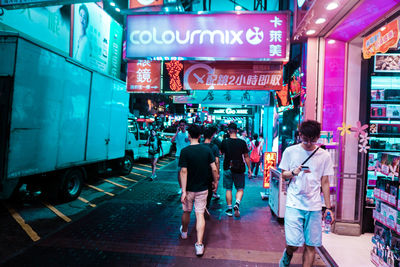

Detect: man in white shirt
[278,120,334,267]
[171,119,190,193]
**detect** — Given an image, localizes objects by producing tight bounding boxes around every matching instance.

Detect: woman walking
[147,129,163,180]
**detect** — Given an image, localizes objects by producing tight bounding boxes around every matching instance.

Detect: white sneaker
[195,243,204,256]
[180,225,187,239]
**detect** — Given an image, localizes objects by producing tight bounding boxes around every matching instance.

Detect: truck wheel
[59,168,84,201]
[119,155,133,175]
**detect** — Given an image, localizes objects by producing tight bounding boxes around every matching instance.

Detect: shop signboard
[183,62,283,91]
[0,0,91,9]
[127,60,161,93]
[263,152,277,189]
[374,53,400,73]
[208,107,252,116]
[162,60,186,94]
[363,19,399,59]
[126,12,289,61]
[0,6,70,53]
[73,3,123,78]
[172,90,271,105]
[129,0,164,9]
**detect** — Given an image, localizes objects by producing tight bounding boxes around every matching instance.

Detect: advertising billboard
[129,0,164,9]
[126,12,289,61]
[73,3,122,77]
[127,60,161,93]
[184,62,283,90]
[0,6,70,53]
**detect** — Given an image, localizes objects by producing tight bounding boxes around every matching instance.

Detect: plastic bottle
[324,211,332,234]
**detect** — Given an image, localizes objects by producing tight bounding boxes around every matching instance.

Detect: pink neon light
[328,0,400,41]
[323,39,346,141]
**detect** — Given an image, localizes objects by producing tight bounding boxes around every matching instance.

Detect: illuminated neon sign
[263,152,277,188]
[165,60,183,91]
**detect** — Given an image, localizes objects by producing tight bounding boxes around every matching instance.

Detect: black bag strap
[287,146,320,186]
[301,146,320,165]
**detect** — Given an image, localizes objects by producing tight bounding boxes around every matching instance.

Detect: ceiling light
[326,2,339,10]
[328,39,336,44]
[235,5,243,11]
[115,7,120,12]
[306,30,316,35]
[110,1,115,6]
[315,18,326,24]
[381,26,386,31]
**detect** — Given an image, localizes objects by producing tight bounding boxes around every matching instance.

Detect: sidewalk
[4,160,326,266]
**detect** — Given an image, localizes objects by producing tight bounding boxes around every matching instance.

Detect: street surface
[1,156,326,266]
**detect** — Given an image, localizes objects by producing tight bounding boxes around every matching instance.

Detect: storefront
[293,0,400,264]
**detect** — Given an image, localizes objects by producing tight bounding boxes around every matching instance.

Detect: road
[1,156,327,266]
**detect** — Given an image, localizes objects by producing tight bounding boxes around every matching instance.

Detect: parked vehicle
[0,33,138,201]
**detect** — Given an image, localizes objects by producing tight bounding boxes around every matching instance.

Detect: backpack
[250,142,260,163]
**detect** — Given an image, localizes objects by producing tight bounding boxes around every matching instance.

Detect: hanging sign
[173,90,271,105]
[363,19,399,59]
[208,107,253,116]
[129,0,164,9]
[126,12,289,61]
[263,152,277,189]
[184,62,283,91]
[127,60,161,93]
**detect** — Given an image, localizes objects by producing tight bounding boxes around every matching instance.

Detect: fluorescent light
[115,7,120,12]
[235,5,242,11]
[315,18,326,24]
[326,2,339,10]
[306,30,316,35]
[110,1,115,6]
[328,39,336,44]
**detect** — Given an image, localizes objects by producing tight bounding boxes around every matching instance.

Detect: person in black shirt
[203,126,221,216]
[179,124,219,257]
[221,123,252,217]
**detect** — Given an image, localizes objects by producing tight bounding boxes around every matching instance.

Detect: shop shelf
[369,133,400,138]
[370,117,400,121]
[370,149,400,153]
[371,101,400,105]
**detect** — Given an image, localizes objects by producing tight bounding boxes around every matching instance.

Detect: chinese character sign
[363,19,399,59]
[162,60,185,94]
[126,12,289,60]
[184,62,283,90]
[263,152,277,189]
[127,60,161,93]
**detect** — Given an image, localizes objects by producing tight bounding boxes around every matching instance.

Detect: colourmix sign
[126,12,289,61]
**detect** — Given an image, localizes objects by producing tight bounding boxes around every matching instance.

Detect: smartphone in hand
[301,165,311,173]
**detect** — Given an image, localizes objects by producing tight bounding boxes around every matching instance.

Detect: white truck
[0,32,139,201]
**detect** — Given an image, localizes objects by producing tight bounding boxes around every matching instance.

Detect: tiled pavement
[4,160,326,266]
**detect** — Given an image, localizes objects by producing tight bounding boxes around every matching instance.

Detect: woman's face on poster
[79,9,88,31]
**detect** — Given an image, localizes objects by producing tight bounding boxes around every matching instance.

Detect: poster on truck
[73,3,122,77]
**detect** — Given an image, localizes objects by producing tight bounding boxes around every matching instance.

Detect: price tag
[373,209,378,220]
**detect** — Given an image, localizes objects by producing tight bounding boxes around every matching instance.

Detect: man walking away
[278,120,334,267]
[221,123,252,217]
[179,124,219,257]
[171,119,190,193]
[203,126,221,217]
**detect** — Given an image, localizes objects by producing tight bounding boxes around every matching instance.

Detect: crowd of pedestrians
[169,119,333,267]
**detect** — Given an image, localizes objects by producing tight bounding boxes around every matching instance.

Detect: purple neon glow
[126,13,289,60]
[328,0,400,41]
[322,39,346,142]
